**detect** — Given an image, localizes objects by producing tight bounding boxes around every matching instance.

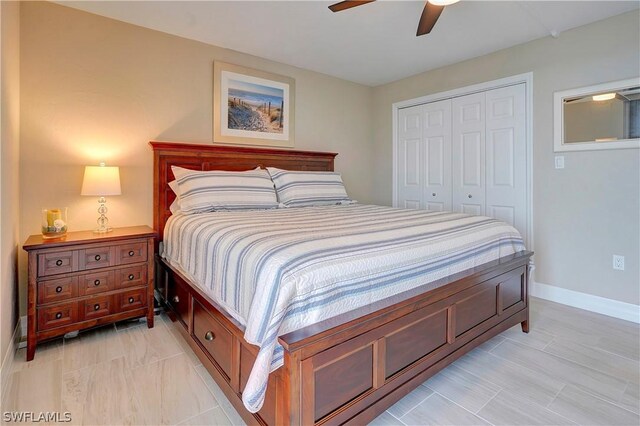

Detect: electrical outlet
[555,156,565,169]
[613,255,625,271]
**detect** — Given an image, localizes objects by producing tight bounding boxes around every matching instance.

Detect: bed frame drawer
[167,277,190,326]
[193,300,233,380]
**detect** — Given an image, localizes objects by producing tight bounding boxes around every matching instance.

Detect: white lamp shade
[81,165,122,196]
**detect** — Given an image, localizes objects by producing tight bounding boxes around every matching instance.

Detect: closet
[395,83,528,240]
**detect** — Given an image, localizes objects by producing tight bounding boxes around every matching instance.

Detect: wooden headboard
[150,141,338,242]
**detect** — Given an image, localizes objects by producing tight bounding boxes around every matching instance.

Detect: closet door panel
[423,99,452,211]
[397,105,424,209]
[485,84,527,240]
[452,93,485,215]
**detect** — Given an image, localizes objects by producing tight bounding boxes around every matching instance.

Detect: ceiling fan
[328,0,460,36]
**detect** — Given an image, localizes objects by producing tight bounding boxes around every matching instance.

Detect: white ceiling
[57,1,639,86]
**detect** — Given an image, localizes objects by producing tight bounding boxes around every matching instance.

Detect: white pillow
[266,167,352,207]
[168,180,181,214]
[171,166,278,214]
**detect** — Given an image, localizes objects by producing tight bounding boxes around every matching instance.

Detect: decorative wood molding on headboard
[150,141,338,243]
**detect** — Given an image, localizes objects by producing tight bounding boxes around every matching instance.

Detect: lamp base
[93,227,113,234]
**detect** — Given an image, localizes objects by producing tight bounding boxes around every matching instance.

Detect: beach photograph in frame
[214,62,295,147]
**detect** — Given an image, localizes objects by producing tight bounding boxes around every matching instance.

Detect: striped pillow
[171,166,278,214]
[267,167,352,207]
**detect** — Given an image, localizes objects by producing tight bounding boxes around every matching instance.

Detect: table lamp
[81,162,121,233]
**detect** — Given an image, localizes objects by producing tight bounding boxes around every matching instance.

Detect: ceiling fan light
[592,93,616,101]
[428,0,460,6]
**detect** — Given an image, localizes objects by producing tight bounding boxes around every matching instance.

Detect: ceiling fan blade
[416,2,445,36]
[328,0,376,13]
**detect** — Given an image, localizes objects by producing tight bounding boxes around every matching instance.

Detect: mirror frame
[554,77,640,152]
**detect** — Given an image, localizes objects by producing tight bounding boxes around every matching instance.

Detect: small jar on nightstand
[22,226,157,361]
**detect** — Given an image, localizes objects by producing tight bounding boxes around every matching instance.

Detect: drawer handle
[204,331,215,341]
[55,286,62,293]
[432,192,436,197]
[55,259,63,266]
[468,194,473,199]
[172,295,180,303]
[94,254,101,261]
[128,297,135,304]
[55,312,62,319]
[128,274,135,280]
[128,250,135,257]
[94,303,100,311]
[94,279,101,286]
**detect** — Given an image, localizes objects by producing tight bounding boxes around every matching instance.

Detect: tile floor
[1,298,638,425]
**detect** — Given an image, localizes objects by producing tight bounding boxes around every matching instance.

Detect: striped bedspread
[162,204,525,412]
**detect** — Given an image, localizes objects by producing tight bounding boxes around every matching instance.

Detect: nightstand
[23,226,156,361]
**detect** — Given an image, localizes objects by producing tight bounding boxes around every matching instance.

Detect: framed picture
[213,61,295,148]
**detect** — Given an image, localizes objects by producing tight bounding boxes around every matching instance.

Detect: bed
[151,141,533,425]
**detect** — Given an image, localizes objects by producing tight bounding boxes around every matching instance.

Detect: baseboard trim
[18,315,27,348]
[531,281,640,324]
[1,321,21,405]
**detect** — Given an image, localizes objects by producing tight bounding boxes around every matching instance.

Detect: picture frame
[213,61,295,148]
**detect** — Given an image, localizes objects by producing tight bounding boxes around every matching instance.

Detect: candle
[47,209,61,227]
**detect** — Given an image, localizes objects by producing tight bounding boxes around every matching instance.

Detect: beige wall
[1,1,21,364]
[371,11,640,305]
[18,2,373,315]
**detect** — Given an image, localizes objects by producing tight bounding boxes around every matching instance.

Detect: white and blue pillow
[171,166,278,214]
[267,167,352,207]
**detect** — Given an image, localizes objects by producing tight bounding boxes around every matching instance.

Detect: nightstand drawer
[79,271,115,296]
[81,296,113,321]
[117,288,147,312]
[79,246,115,270]
[38,276,78,304]
[116,241,147,265]
[116,265,147,289]
[37,251,78,277]
[38,302,78,331]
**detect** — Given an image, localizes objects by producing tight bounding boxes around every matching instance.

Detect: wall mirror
[554,77,640,152]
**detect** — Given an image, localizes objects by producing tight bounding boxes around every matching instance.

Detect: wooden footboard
[156,250,532,425]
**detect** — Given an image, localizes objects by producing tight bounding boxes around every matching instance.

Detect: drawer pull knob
[432,192,436,197]
[204,331,215,341]
[128,250,135,257]
[94,304,100,311]
[55,312,62,319]
[128,274,135,280]
[128,297,135,304]
[55,259,63,266]
[94,279,101,286]
[172,296,180,303]
[95,254,101,261]
[55,286,62,293]
[468,194,473,199]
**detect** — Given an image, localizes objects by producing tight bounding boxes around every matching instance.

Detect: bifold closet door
[423,99,452,211]
[397,105,424,209]
[397,100,452,211]
[452,92,486,215]
[485,84,527,234]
